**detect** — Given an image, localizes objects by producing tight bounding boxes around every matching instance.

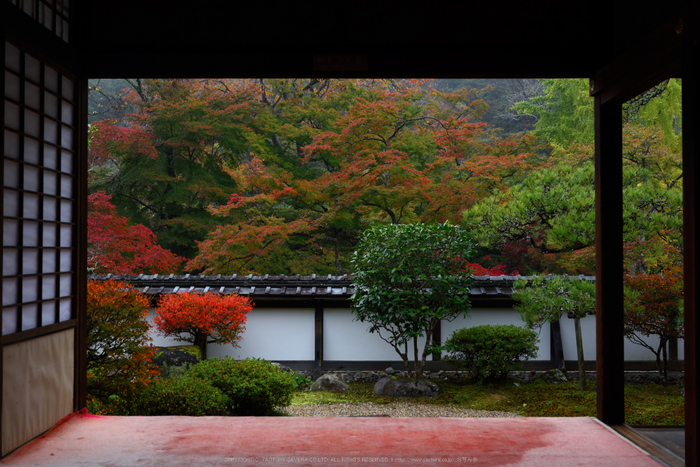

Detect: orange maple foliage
[87,279,160,412]
[88,191,184,274]
[154,293,253,360]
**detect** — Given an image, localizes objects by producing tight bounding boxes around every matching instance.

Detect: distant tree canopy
[89,78,547,275]
[88,77,681,279]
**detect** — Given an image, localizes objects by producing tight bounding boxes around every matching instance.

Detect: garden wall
[147,306,681,370]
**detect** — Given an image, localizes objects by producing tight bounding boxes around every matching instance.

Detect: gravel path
[282,402,519,418]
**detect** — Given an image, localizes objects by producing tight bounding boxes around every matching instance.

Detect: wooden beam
[682,18,700,466]
[595,94,625,425]
[314,307,323,369]
[551,320,565,370]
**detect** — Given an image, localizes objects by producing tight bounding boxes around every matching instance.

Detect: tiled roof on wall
[88,274,595,300]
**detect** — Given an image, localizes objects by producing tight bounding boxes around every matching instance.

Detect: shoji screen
[2,40,78,456]
[3,41,76,335]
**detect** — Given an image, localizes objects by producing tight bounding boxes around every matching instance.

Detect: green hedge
[445,324,539,383]
[130,376,230,416]
[187,357,297,416]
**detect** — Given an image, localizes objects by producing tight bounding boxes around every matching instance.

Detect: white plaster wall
[441,308,551,361]
[324,308,429,361]
[147,306,677,363]
[147,308,315,361]
[209,308,315,360]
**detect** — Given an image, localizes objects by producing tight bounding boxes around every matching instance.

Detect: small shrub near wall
[444,324,539,383]
[187,357,297,416]
[130,376,230,416]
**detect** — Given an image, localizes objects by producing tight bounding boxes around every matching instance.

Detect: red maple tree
[88,191,184,274]
[154,292,253,360]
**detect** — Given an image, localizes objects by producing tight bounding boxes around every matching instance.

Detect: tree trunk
[574,316,586,391]
[194,330,208,361]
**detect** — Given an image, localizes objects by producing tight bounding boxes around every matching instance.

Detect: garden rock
[385,367,397,376]
[271,362,295,374]
[310,374,350,393]
[539,369,568,384]
[374,376,440,398]
[153,347,199,370]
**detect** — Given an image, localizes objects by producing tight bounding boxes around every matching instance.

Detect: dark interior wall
[81,0,683,79]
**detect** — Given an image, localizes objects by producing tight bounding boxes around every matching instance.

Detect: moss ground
[291,380,684,425]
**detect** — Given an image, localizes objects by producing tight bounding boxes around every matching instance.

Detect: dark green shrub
[129,376,230,416]
[187,357,297,416]
[444,324,539,383]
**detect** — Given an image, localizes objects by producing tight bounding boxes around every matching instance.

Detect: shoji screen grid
[3,41,76,335]
[5,0,71,43]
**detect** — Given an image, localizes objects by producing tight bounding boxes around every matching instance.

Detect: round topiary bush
[444,324,539,383]
[130,376,230,416]
[187,357,297,416]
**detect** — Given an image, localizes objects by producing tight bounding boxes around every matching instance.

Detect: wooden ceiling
[80,0,690,80]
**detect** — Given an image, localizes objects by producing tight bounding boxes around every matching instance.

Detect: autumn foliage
[154,293,253,360]
[624,267,684,382]
[87,279,159,411]
[88,191,184,274]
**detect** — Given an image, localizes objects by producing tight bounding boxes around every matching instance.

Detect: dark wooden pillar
[594,94,625,425]
[683,23,700,466]
[314,307,324,369]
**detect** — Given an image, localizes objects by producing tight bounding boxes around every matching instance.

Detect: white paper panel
[21,276,38,303]
[22,249,38,274]
[61,101,73,125]
[3,161,19,188]
[44,118,58,144]
[2,307,17,335]
[40,4,52,28]
[43,198,57,222]
[44,144,57,169]
[59,225,71,247]
[59,298,71,321]
[61,76,73,100]
[5,43,21,72]
[24,138,40,164]
[60,200,72,222]
[24,54,40,83]
[21,304,37,331]
[60,175,72,197]
[44,66,58,93]
[42,275,56,299]
[24,165,40,192]
[3,250,18,276]
[3,190,19,218]
[23,193,40,219]
[23,221,39,246]
[42,249,56,272]
[60,151,72,174]
[3,130,19,159]
[4,72,20,102]
[2,279,17,306]
[25,82,40,110]
[4,101,20,130]
[59,250,71,271]
[2,329,75,455]
[24,110,40,138]
[41,302,56,325]
[60,126,72,150]
[61,20,69,42]
[3,220,18,247]
[59,274,71,296]
[43,171,57,195]
[45,91,58,119]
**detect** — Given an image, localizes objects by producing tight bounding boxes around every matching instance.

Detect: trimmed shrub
[187,357,297,416]
[130,376,230,416]
[444,324,539,383]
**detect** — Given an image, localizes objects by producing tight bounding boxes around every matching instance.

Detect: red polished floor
[2,411,662,466]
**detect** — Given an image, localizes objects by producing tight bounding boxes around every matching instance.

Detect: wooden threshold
[612,424,684,467]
